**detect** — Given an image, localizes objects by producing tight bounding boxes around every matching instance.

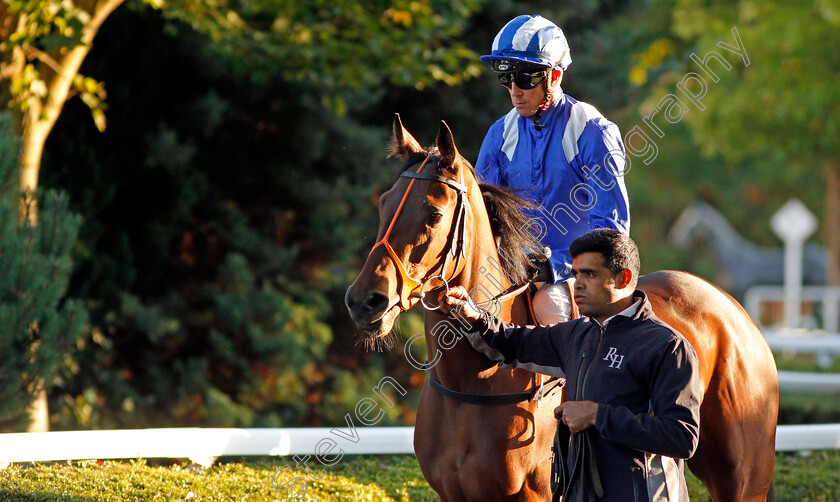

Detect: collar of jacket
[584,290,656,328]
[530,89,567,130]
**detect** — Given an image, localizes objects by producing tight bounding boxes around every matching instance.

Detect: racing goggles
[497,70,549,90]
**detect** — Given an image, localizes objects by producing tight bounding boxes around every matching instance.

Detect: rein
[427,370,564,406]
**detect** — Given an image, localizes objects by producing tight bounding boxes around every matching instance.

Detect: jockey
[475,14,630,325]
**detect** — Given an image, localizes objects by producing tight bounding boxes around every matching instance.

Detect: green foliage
[567,0,840,284]
[0,112,86,430]
[3,0,90,47]
[1,0,105,128]
[623,0,838,248]
[162,0,484,113]
[665,0,840,166]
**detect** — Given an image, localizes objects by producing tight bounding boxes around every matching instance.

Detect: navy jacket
[463,291,701,501]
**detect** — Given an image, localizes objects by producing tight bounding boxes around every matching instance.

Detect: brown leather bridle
[369,154,565,407]
[367,155,468,311]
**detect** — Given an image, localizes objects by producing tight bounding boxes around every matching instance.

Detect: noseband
[368,155,468,311]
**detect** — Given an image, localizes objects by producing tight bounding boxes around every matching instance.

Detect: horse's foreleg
[516,459,553,502]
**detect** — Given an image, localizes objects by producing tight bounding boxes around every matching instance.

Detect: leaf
[82,77,98,94]
[39,33,79,52]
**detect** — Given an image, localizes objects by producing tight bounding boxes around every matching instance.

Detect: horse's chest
[414,390,556,500]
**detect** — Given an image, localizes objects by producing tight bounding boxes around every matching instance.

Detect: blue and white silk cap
[480,15,572,71]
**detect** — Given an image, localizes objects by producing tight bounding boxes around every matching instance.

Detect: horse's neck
[422,209,530,390]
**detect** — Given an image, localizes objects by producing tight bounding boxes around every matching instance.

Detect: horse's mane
[478,182,542,284]
[399,151,541,284]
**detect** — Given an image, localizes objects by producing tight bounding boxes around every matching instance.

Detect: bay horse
[345,116,778,501]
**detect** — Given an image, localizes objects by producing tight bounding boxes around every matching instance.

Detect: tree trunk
[26,392,50,432]
[9,0,127,432]
[21,114,54,432]
[19,118,52,222]
[825,161,840,286]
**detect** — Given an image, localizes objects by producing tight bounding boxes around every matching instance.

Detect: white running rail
[0,425,838,466]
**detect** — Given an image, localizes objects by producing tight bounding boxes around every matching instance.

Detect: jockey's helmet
[480,15,571,73]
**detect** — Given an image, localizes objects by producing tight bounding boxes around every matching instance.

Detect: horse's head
[345,115,478,349]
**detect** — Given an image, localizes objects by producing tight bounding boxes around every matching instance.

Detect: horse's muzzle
[345,286,391,330]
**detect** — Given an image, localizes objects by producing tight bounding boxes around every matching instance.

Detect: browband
[400,171,467,193]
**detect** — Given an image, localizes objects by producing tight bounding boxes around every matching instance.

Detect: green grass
[0,456,434,502]
[1,452,838,501]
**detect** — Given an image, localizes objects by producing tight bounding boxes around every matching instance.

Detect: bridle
[368,154,533,313]
[369,153,564,407]
[367,155,468,311]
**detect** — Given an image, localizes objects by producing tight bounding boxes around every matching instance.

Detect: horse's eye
[428,212,444,225]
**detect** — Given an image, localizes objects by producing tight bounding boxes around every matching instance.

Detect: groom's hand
[438,286,481,322]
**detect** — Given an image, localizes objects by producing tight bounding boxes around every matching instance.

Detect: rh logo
[603,347,625,369]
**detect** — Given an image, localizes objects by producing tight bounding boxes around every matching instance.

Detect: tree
[3,0,485,430]
[0,112,86,431]
[162,0,483,114]
[1,0,141,431]
[0,0,136,204]
[0,0,484,431]
[636,0,840,284]
[41,6,421,429]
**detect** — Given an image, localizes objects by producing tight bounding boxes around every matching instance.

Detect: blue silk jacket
[476,92,631,282]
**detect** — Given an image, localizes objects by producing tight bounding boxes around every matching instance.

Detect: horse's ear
[436,120,460,168]
[390,113,424,160]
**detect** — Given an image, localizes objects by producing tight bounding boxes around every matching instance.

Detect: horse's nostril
[363,291,389,315]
